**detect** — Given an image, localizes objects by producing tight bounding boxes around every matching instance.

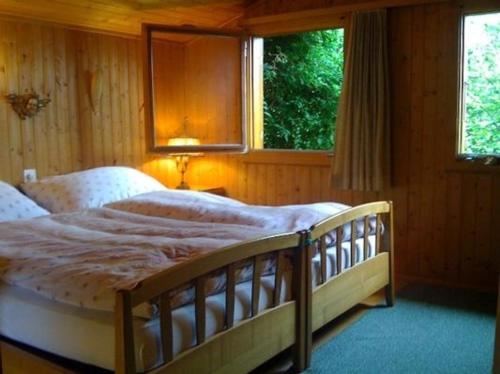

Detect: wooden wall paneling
[388,6,412,278]
[256,163,268,204]
[475,175,493,283]
[110,35,124,165]
[431,3,456,282]
[75,31,93,169]
[419,4,440,279]
[0,22,12,182]
[459,174,478,283]
[126,38,142,168]
[81,33,101,167]
[95,34,111,166]
[42,27,61,177]
[405,6,424,278]
[32,26,50,175]
[17,24,36,174]
[444,172,462,283]
[118,39,131,165]
[135,37,148,172]
[65,31,83,173]
[5,22,23,184]
[54,29,74,175]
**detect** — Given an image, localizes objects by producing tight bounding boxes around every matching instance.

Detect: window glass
[461,12,500,156]
[262,29,344,151]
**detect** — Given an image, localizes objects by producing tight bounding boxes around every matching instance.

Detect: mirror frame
[142,23,249,154]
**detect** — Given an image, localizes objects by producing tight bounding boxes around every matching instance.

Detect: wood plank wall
[0,19,165,185]
[0,2,498,290]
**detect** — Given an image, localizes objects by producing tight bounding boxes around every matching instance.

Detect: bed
[0,168,394,373]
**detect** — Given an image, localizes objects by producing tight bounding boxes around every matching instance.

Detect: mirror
[143,24,248,153]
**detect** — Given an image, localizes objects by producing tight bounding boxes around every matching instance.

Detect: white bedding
[0,237,375,371]
[0,192,358,314]
[0,208,275,314]
[0,274,290,372]
[0,187,379,370]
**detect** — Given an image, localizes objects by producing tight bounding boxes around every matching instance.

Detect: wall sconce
[167,136,201,189]
[6,92,51,120]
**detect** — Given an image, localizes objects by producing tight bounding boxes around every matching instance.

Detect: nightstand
[198,187,226,197]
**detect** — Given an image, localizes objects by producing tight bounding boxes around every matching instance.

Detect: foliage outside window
[460,12,500,157]
[262,29,344,151]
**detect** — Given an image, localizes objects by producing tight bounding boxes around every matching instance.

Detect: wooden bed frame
[115,231,308,374]
[303,201,394,365]
[0,201,394,374]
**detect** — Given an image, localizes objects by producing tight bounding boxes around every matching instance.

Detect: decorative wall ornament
[86,69,103,113]
[6,92,51,120]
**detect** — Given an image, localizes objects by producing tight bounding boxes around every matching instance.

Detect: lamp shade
[167,136,202,156]
[167,137,200,147]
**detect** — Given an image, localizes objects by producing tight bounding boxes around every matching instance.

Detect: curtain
[331,9,391,191]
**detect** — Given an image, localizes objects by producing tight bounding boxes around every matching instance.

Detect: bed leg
[385,282,395,307]
[292,231,312,372]
[383,201,395,307]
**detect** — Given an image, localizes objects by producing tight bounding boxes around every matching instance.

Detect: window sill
[240,149,332,166]
[446,156,500,175]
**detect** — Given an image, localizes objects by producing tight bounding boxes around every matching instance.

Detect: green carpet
[307,284,496,374]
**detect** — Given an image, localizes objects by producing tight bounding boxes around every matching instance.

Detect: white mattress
[0,236,375,371]
[0,275,290,372]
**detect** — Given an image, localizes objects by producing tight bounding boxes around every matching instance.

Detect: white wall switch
[23,169,38,183]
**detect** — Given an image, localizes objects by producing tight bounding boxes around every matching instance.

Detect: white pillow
[0,181,49,222]
[21,167,167,213]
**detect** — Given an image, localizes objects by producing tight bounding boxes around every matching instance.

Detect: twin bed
[0,167,394,373]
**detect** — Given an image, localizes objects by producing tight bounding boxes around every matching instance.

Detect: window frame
[247,14,350,155]
[456,5,500,165]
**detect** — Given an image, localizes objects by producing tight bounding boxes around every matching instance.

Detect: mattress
[0,274,291,372]
[0,236,375,371]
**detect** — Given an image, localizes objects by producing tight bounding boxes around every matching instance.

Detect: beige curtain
[331,9,391,191]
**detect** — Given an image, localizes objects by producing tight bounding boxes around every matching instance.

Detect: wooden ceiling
[0,0,250,37]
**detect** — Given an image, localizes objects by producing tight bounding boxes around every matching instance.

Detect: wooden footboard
[304,201,394,366]
[115,231,307,374]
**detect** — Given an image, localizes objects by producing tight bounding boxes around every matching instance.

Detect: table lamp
[167,135,201,190]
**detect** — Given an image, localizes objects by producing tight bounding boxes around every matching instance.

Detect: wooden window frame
[246,13,350,157]
[456,3,500,166]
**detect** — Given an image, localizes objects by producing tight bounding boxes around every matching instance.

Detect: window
[252,28,344,151]
[459,12,500,158]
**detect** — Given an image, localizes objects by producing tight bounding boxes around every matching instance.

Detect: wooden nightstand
[198,187,226,197]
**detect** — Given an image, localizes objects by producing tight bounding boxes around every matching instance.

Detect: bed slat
[363,216,370,261]
[273,251,284,307]
[159,292,173,363]
[115,291,136,374]
[350,220,357,267]
[376,214,382,255]
[320,236,327,284]
[225,263,236,328]
[195,277,206,344]
[251,255,263,317]
[336,227,343,275]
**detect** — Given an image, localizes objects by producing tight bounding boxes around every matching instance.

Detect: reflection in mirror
[144,25,247,153]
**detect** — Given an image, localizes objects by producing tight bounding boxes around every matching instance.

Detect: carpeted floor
[307,284,496,374]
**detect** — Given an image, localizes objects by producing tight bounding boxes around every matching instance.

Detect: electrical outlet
[23,169,37,183]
